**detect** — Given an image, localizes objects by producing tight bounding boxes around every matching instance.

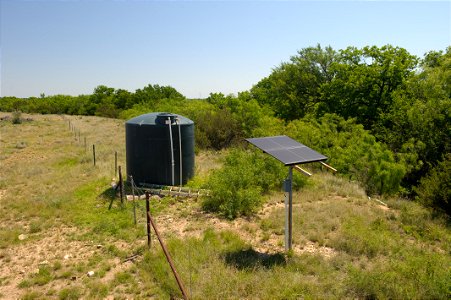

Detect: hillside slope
[0,113,449,299]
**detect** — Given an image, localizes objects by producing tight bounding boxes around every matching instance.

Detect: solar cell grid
[246,135,327,165]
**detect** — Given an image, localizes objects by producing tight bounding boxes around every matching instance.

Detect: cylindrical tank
[125,112,195,186]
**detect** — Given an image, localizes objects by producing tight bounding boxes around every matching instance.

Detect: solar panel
[246,135,327,166]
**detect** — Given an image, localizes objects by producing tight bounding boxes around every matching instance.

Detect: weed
[31,266,53,286]
[18,280,31,289]
[112,271,134,286]
[0,227,21,249]
[21,291,42,300]
[53,261,62,271]
[104,244,127,259]
[28,221,42,234]
[58,286,82,300]
[87,280,108,298]
[59,270,73,279]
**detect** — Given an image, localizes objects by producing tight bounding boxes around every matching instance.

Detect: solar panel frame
[246,135,327,166]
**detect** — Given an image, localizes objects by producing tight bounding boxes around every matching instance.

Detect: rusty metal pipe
[148,208,189,300]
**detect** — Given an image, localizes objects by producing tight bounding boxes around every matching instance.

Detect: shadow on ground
[224,248,286,270]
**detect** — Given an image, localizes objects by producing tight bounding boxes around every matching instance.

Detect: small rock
[63,254,72,260]
[71,276,77,281]
[19,270,25,274]
[18,234,28,241]
[39,260,49,265]
[87,271,95,277]
[32,268,40,275]
[96,244,103,249]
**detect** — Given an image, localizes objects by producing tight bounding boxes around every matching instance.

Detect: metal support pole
[287,166,293,251]
[284,183,289,251]
[146,192,151,249]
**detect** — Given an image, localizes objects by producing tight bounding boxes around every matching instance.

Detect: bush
[415,154,450,215]
[287,114,405,195]
[11,110,22,124]
[202,149,306,219]
[195,109,243,150]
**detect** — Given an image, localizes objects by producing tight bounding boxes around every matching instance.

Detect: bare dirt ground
[151,196,336,258]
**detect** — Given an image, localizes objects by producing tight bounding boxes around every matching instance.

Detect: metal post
[118,166,124,205]
[146,192,151,249]
[288,166,293,250]
[92,144,96,166]
[115,151,118,177]
[131,176,137,225]
[284,183,289,251]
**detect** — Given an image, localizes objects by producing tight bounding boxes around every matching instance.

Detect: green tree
[251,44,338,120]
[321,45,418,129]
[374,47,451,189]
[133,84,185,107]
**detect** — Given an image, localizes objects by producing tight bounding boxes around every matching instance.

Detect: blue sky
[1,0,450,98]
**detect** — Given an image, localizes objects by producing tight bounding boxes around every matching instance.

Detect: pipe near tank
[168,117,175,186]
[178,118,183,187]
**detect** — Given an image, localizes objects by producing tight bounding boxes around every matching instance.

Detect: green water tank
[125,112,195,186]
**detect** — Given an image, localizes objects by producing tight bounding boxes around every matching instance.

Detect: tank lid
[126,112,194,126]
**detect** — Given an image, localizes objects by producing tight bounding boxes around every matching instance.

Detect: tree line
[1,45,449,215]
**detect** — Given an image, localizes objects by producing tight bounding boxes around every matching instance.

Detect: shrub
[194,109,243,150]
[202,149,306,219]
[287,114,405,195]
[415,154,450,216]
[11,110,22,124]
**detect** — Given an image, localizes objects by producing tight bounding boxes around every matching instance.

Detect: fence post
[118,166,124,205]
[131,176,137,225]
[115,151,118,178]
[93,144,96,166]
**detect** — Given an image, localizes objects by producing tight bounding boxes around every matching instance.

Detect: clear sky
[1,0,450,98]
